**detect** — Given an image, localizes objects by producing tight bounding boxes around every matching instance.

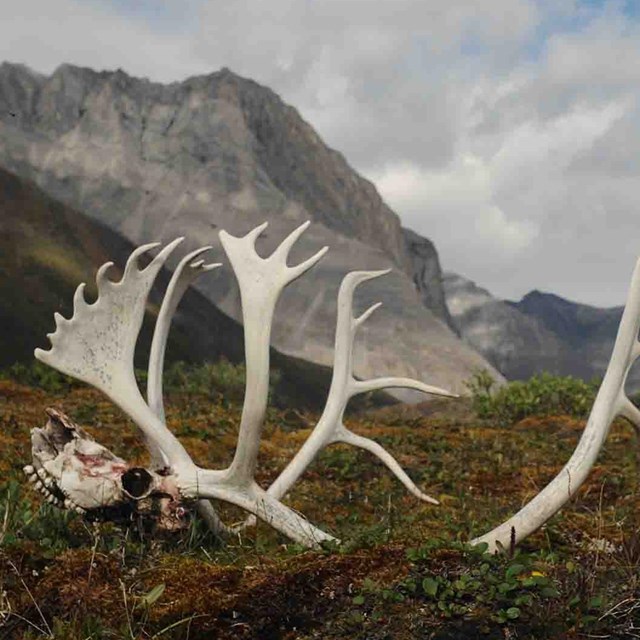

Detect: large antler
[145,246,227,534]
[35,239,195,470]
[218,221,328,486]
[31,221,459,549]
[474,258,640,553]
[34,230,335,547]
[172,222,336,546]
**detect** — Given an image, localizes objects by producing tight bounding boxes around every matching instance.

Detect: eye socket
[121,467,154,498]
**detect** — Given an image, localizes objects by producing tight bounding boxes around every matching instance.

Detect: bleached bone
[474,258,640,553]
[147,246,221,434]
[218,221,328,486]
[241,270,455,530]
[35,238,195,469]
[146,246,226,534]
[25,408,188,530]
[32,221,455,549]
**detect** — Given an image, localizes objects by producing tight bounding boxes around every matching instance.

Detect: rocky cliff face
[0,62,503,397]
[0,164,245,368]
[443,272,638,390]
[403,228,455,331]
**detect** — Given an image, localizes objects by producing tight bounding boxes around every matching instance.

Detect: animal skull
[24,408,190,531]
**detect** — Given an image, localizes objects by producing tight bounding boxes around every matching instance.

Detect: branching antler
[218,221,328,486]
[261,269,455,509]
[30,220,455,549]
[474,258,640,553]
[35,238,195,470]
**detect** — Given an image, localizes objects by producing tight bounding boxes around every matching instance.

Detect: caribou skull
[25,408,189,530]
[26,220,640,552]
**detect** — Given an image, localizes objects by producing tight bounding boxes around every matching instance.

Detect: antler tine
[219,221,328,486]
[335,426,439,504]
[256,268,454,513]
[145,246,228,536]
[269,220,312,263]
[355,301,383,326]
[35,238,196,471]
[473,257,640,553]
[147,245,220,427]
[267,220,329,280]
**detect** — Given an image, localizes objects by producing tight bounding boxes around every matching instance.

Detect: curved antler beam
[219,221,328,487]
[474,258,640,553]
[146,246,226,534]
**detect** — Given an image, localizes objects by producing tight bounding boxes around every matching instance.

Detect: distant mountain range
[443,273,637,390]
[0,62,501,399]
[1,61,630,395]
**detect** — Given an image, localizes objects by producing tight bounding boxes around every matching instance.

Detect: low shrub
[465,369,599,425]
[1,359,282,405]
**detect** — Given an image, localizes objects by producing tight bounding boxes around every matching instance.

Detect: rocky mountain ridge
[0,62,500,397]
[443,272,638,390]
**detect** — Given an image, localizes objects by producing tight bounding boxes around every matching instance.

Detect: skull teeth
[63,497,85,514]
[24,467,71,510]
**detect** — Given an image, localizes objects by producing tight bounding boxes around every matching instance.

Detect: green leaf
[422,577,439,597]
[540,586,560,598]
[505,563,525,579]
[352,595,365,605]
[473,542,489,555]
[506,607,521,620]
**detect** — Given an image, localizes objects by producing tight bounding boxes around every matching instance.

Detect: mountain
[509,290,625,382]
[443,272,637,389]
[0,62,503,397]
[0,166,345,408]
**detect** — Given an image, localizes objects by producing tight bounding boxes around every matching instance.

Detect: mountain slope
[0,62,502,396]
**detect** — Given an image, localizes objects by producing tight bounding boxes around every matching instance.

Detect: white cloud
[2,0,640,305]
[0,0,209,81]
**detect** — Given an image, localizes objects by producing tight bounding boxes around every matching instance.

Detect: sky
[1,0,640,307]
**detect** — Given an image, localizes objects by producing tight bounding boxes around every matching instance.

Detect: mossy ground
[1,379,639,639]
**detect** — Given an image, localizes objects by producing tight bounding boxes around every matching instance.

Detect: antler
[145,246,226,534]
[147,246,221,458]
[31,221,459,549]
[34,230,336,547]
[35,239,195,470]
[262,270,455,508]
[219,221,328,486]
[474,258,640,553]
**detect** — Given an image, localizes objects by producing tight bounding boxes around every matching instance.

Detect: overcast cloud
[1,0,639,306]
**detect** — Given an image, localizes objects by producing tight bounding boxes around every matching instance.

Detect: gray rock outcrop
[403,228,456,332]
